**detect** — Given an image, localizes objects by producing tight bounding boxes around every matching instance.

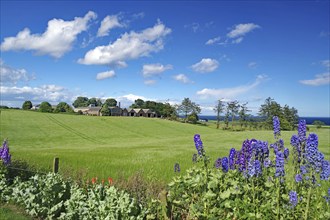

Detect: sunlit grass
[0,109,329,182]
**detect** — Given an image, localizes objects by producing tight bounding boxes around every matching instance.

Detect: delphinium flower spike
[289,191,298,208]
[194,134,204,156]
[273,116,281,139]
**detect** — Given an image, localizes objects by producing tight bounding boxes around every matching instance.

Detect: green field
[0,109,329,182]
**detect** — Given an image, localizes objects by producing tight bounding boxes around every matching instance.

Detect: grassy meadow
[0,109,329,182]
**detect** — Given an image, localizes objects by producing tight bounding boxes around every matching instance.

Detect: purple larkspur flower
[174,163,180,172]
[238,140,252,171]
[300,165,308,174]
[248,160,262,177]
[229,148,236,170]
[284,148,290,160]
[295,174,303,183]
[214,157,222,169]
[298,120,306,141]
[222,157,229,173]
[320,160,330,180]
[279,139,284,151]
[264,158,271,168]
[0,140,11,165]
[260,141,269,159]
[305,133,324,172]
[289,191,298,208]
[275,151,285,178]
[290,134,301,162]
[273,116,281,139]
[194,134,203,155]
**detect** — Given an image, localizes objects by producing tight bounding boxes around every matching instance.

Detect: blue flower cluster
[289,191,298,208]
[214,157,222,169]
[194,134,204,156]
[0,139,11,165]
[290,120,330,182]
[273,116,281,139]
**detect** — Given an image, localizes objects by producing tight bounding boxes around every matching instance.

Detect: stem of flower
[277,181,280,220]
[304,186,312,220]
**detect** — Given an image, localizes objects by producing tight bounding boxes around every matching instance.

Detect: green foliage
[72,96,89,108]
[104,98,117,107]
[88,97,102,107]
[38,101,53,113]
[177,98,201,122]
[213,100,224,129]
[187,112,199,124]
[313,120,325,129]
[22,101,32,110]
[259,97,299,130]
[55,102,73,113]
[101,103,111,116]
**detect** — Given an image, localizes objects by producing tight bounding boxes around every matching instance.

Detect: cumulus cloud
[96,70,116,80]
[227,23,260,38]
[97,15,124,37]
[173,74,193,84]
[0,84,72,102]
[205,36,221,45]
[299,73,330,86]
[191,58,219,73]
[196,75,267,99]
[78,21,171,67]
[0,61,35,85]
[0,11,97,58]
[142,63,172,77]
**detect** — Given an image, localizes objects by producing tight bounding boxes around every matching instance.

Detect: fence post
[53,157,59,173]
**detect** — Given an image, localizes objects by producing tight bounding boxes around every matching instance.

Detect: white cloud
[173,74,193,84]
[299,73,330,86]
[97,15,124,37]
[248,62,258,69]
[144,79,157,85]
[78,21,171,66]
[0,11,97,58]
[197,75,267,99]
[191,58,219,73]
[0,61,35,85]
[96,70,116,80]
[320,60,330,69]
[227,23,260,38]
[205,36,221,45]
[0,84,72,102]
[142,63,172,77]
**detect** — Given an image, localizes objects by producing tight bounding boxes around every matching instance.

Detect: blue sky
[1,1,329,116]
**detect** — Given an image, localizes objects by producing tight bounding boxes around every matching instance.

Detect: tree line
[19,97,301,131]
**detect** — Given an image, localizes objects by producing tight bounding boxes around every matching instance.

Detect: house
[142,109,156,118]
[122,108,129,116]
[109,106,122,116]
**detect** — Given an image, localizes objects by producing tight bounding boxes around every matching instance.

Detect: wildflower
[320,160,330,180]
[275,151,285,178]
[325,188,330,203]
[229,148,236,170]
[273,116,281,139]
[101,179,105,186]
[174,163,180,172]
[284,148,290,160]
[194,134,203,155]
[289,191,298,208]
[222,157,229,173]
[295,174,303,183]
[91,177,97,184]
[214,158,222,169]
[305,133,324,172]
[192,153,197,163]
[290,134,301,162]
[108,177,113,185]
[300,165,308,174]
[248,160,262,177]
[0,139,11,165]
[298,119,306,141]
[264,158,271,168]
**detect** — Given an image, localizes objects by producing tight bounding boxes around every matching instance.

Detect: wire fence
[3,157,59,182]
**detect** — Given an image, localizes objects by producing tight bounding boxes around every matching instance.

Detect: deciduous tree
[214,99,225,129]
[22,101,32,110]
